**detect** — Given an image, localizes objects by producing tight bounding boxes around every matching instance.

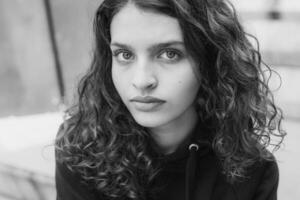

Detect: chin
[131,112,169,128]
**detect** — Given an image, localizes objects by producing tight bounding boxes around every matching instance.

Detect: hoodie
[55,122,279,200]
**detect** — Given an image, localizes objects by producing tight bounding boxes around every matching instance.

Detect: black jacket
[55,123,279,200]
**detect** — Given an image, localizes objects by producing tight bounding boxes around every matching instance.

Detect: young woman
[55,0,286,200]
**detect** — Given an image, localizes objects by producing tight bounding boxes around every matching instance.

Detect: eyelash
[112,49,134,62]
[157,49,183,62]
[112,48,184,63]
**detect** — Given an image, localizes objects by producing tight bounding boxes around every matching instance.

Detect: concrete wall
[0,0,57,117]
[0,0,102,117]
[0,0,299,118]
[49,0,102,105]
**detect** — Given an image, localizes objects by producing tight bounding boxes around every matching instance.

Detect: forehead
[110,3,183,45]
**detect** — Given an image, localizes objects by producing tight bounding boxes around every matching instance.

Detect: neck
[149,108,198,155]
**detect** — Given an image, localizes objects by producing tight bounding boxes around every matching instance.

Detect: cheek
[111,68,118,90]
[167,71,200,100]
[172,79,199,109]
[112,67,126,98]
[178,79,199,101]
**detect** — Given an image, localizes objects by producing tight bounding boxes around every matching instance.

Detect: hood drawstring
[185,143,199,200]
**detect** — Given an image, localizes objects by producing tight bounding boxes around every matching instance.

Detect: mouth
[130,96,165,103]
[130,96,166,112]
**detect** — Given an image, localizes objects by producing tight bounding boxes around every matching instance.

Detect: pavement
[0,112,62,176]
[276,119,300,199]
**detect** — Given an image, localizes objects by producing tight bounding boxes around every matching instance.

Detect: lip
[130,96,165,112]
[130,96,166,103]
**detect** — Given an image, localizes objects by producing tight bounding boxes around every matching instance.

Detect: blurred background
[0,0,299,199]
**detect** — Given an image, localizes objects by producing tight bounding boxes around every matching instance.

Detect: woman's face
[110,3,200,129]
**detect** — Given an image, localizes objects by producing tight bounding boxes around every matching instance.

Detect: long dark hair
[55,0,286,199]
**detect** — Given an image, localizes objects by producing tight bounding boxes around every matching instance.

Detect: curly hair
[55,0,286,199]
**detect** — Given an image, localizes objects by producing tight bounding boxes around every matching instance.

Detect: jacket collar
[160,120,213,164]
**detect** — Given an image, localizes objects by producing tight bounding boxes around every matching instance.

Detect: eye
[157,49,182,62]
[112,49,135,63]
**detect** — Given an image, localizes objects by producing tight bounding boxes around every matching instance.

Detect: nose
[132,60,158,92]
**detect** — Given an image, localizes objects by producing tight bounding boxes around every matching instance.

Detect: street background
[0,0,299,199]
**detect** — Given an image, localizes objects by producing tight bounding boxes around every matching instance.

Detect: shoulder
[55,160,101,200]
[55,120,102,200]
[56,118,76,138]
[233,158,279,200]
[55,118,82,151]
[249,153,279,185]
[255,158,279,177]
[252,158,279,191]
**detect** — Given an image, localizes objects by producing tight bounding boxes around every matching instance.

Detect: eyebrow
[110,41,185,52]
